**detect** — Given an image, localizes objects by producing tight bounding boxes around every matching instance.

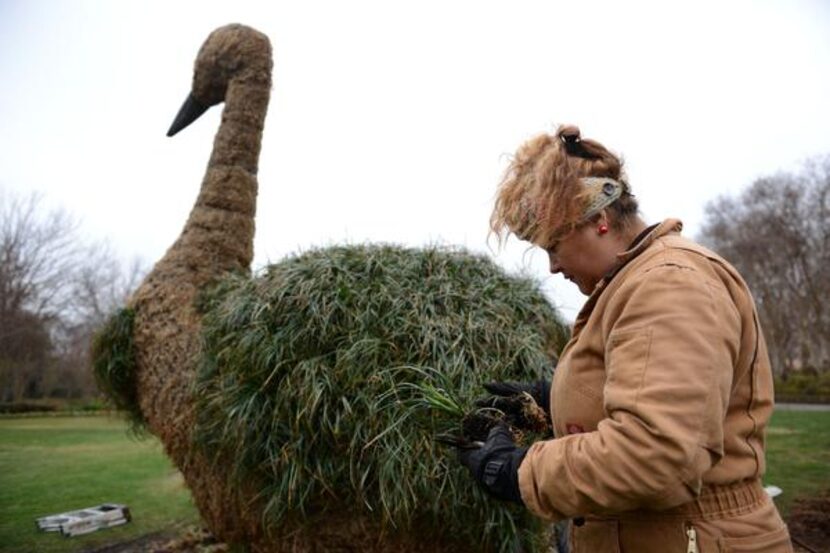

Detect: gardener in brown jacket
[460,125,793,552]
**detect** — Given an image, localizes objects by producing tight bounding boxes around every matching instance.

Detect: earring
[598,224,609,235]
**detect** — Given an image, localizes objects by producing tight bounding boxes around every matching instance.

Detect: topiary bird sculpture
[98,23,567,552]
[128,23,271,546]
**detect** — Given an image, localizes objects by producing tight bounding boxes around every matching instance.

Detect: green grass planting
[0,415,198,553]
[91,307,146,431]
[194,244,568,552]
[764,409,830,515]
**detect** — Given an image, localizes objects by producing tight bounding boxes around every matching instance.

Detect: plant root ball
[461,394,549,444]
[462,410,505,442]
[507,393,551,436]
[193,244,568,552]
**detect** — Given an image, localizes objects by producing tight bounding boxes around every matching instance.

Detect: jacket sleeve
[518,263,739,520]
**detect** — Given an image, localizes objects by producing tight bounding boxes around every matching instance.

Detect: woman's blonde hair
[490,124,633,248]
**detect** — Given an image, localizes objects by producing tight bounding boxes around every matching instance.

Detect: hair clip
[580,177,624,220]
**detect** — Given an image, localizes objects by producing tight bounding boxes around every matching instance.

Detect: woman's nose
[548,252,561,274]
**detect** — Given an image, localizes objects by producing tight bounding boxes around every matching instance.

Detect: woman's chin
[563,275,592,296]
[576,281,592,296]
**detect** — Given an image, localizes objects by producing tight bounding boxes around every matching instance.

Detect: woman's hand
[458,422,528,504]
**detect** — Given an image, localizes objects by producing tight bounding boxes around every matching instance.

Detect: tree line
[699,154,830,376]
[0,189,145,403]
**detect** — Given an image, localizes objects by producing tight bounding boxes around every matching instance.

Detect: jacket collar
[615,218,683,267]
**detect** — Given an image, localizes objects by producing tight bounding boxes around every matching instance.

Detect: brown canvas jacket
[518,219,791,551]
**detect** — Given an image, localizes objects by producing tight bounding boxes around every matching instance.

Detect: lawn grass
[0,409,825,552]
[764,408,830,516]
[0,415,198,553]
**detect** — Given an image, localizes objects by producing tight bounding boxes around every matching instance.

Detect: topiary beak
[167,94,209,137]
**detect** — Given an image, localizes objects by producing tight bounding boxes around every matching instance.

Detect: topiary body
[194,244,567,551]
[102,23,570,552]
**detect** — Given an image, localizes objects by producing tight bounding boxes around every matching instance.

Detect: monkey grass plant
[91,307,146,432]
[194,244,567,551]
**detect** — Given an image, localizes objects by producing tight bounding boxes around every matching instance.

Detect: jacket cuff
[518,441,562,521]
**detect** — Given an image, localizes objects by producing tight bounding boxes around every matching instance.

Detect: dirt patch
[85,531,176,553]
[787,491,830,553]
[86,527,224,553]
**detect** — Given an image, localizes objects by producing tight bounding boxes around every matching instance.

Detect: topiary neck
[207,77,270,173]
[171,75,271,277]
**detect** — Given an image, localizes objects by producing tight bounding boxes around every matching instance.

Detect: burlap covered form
[94,24,569,552]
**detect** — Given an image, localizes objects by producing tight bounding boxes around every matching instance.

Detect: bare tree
[68,245,146,329]
[698,155,830,375]
[0,191,80,321]
[1,189,146,401]
[53,245,146,398]
[0,190,81,400]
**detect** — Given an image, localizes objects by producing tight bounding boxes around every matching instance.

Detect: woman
[460,125,793,552]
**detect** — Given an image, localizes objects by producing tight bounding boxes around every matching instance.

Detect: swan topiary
[93,24,567,552]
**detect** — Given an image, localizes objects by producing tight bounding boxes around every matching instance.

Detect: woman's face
[545,223,615,295]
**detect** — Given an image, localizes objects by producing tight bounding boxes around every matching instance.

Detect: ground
[3,409,826,553]
[788,492,830,553]
[87,527,225,553]
[87,503,830,553]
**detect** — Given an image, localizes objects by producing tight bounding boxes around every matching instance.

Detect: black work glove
[458,422,528,504]
[477,380,551,414]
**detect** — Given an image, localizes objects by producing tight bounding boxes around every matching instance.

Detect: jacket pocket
[717,525,792,552]
[571,519,620,553]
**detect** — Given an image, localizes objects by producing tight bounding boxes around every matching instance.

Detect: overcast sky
[1,0,828,320]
